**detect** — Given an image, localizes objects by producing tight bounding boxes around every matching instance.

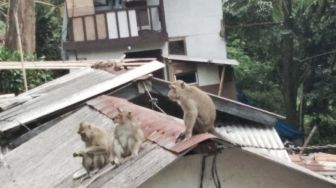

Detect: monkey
[112,108,144,165]
[91,54,126,71]
[75,122,113,178]
[73,148,108,181]
[167,80,216,142]
[91,61,125,71]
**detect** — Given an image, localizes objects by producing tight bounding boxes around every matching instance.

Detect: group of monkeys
[73,80,217,181]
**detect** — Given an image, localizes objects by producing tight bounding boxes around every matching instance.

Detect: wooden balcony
[63,2,168,51]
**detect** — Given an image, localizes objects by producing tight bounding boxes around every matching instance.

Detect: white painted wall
[197,64,219,86]
[68,0,227,60]
[140,149,336,188]
[163,0,227,59]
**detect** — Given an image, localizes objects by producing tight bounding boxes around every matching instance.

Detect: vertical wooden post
[300,125,317,155]
[218,66,225,96]
[14,1,28,92]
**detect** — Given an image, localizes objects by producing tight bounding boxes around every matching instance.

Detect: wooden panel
[96,14,107,39]
[72,18,84,41]
[107,12,118,39]
[84,16,96,41]
[66,0,94,17]
[128,10,138,37]
[117,11,130,38]
[129,10,139,37]
[151,7,161,31]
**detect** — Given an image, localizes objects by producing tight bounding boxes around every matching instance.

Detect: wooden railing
[67,3,167,43]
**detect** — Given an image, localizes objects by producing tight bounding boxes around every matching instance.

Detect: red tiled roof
[87,95,216,153]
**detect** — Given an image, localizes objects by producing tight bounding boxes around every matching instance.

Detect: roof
[163,54,239,65]
[87,95,217,153]
[0,97,216,188]
[217,125,290,161]
[1,65,335,187]
[1,95,335,188]
[291,153,336,181]
[0,61,164,133]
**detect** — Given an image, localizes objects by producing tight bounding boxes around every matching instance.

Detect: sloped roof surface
[0,105,180,188]
[87,95,216,153]
[291,153,336,181]
[217,125,290,161]
[0,61,164,132]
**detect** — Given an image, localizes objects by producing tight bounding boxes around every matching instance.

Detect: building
[0,62,335,188]
[62,0,238,99]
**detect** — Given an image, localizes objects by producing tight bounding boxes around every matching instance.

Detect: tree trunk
[5,0,35,54]
[280,0,299,128]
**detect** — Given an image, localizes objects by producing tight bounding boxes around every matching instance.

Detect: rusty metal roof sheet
[87,95,216,154]
[290,153,336,181]
[0,61,164,133]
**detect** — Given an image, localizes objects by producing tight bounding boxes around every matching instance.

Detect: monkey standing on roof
[168,80,216,142]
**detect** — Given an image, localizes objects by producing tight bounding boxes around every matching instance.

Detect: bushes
[0,47,53,94]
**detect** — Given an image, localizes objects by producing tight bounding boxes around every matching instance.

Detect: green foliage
[228,39,284,114]
[0,47,53,94]
[224,0,336,144]
[36,1,63,60]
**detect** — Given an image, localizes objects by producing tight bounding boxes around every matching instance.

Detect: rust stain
[87,95,216,153]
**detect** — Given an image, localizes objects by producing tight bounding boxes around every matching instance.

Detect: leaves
[0,47,54,94]
[224,0,336,144]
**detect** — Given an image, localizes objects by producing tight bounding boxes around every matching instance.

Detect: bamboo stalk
[13,0,28,91]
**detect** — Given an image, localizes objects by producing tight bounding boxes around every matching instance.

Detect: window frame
[168,38,187,55]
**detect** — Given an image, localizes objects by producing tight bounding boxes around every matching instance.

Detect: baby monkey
[112,108,144,165]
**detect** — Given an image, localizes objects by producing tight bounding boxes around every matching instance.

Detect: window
[169,40,186,55]
[175,72,198,84]
[94,0,108,6]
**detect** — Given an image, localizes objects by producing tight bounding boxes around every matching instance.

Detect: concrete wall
[140,149,335,188]
[163,0,227,59]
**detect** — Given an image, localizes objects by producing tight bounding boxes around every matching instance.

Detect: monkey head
[78,121,94,143]
[168,80,188,102]
[112,108,133,125]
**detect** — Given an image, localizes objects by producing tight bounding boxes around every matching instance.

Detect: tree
[5,0,35,54]
[224,0,336,143]
[278,0,298,128]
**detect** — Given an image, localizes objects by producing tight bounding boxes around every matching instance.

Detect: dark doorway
[125,49,164,79]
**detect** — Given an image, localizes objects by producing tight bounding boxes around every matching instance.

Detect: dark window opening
[175,72,197,84]
[125,49,164,79]
[169,40,186,55]
[94,0,108,6]
[125,49,162,60]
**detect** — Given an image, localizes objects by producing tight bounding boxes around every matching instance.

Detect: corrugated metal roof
[87,95,217,154]
[290,153,336,182]
[216,124,290,161]
[163,55,239,65]
[0,106,181,188]
[0,61,164,132]
[1,94,334,187]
